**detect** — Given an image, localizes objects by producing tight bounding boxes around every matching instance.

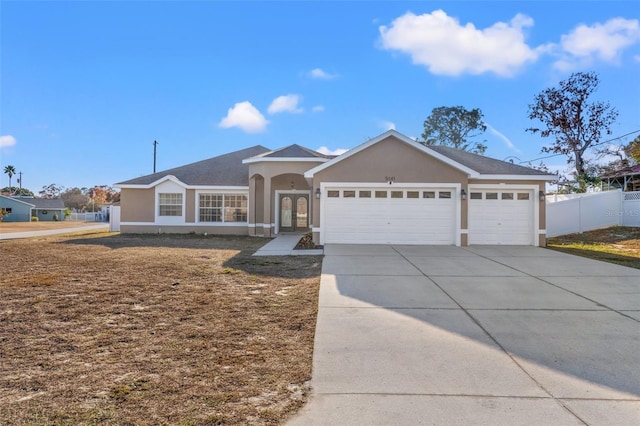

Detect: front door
[279,194,309,233]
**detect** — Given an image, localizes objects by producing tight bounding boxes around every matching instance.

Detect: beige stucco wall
[185,189,196,223]
[121,188,155,222]
[120,224,249,235]
[314,137,468,184]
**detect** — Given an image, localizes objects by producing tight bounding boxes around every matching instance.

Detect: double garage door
[323,187,457,245]
[322,186,535,245]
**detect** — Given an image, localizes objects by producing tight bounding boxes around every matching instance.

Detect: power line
[518,129,640,164]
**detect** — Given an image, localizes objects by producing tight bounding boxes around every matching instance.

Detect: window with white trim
[159,193,183,216]
[224,194,247,222]
[199,194,222,222]
[199,194,247,223]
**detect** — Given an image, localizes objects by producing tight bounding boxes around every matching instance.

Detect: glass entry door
[279,194,309,232]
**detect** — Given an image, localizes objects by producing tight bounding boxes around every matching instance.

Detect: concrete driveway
[287,245,640,425]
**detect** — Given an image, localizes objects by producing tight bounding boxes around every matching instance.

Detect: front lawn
[547,226,640,269]
[0,232,322,425]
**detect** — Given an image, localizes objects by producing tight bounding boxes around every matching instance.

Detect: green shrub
[31,216,39,222]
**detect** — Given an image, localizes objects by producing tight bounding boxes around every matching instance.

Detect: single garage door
[468,189,534,245]
[323,187,457,244]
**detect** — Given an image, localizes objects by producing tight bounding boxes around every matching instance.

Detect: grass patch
[0,232,322,425]
[547,226,640,269]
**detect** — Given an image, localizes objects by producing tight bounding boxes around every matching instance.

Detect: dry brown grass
[0,232,322,425]
[547,226,640,269]
[0,221,102,233]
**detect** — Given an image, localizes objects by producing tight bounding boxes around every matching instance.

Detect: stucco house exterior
[0,195,66,222]
[115,130,555,246]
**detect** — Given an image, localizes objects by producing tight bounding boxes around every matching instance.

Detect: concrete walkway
[288,244,640,425]
[0,223,109,240]
[253,234,323,256]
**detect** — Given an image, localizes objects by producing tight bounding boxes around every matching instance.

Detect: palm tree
[4,165,16,194]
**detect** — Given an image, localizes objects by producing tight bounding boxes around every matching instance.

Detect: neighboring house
[601,164,640,192]
[0,196,66,222]
[115,130,556,246]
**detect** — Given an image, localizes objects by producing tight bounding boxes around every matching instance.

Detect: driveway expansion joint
[391,245,591,425]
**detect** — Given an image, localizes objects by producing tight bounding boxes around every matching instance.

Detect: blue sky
[1,1,639,193]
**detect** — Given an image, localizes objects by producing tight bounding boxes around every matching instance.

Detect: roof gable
[305,130,555,181]
[243,144,332,164]
[304,130,479,178]
[116,145,270,187]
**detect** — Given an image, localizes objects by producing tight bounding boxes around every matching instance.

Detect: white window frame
[196,190,249,226]
[158,193,183,217]
[154,180,186,225]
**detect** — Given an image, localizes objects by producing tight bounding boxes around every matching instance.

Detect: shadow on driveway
[290,244,640,425]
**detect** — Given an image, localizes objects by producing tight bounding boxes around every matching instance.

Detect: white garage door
[323,187,457,245]
[468,189,534,245]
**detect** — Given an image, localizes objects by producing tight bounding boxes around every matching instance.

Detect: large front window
[199,194,247,223]
[159,193,183,216]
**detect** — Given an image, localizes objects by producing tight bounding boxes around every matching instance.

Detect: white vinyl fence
[546,190,640,237]
[69,212,106,222]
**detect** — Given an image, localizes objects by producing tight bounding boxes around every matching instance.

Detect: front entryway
[279,194,309,232]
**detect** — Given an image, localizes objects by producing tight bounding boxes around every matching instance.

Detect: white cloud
[268,94,303,114]
[379,120,396,131]
[379,10,544,77]
[554,18,640,70]
[309,68,339,80]
[635,54,640,62]
[312,105,325,112]
[0,135,16,148]
[316,146,348,156]
[486,123,520,153]
[218,101,269,133]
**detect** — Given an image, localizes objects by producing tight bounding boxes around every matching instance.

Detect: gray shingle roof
[251,144,333,159]
[16,198,65,209]
[428,145,552,176]
[117,145,270,186]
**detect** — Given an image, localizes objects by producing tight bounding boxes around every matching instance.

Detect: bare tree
[526,71,618,191]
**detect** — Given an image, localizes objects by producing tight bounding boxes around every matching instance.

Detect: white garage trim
[468,184,540,246]
[319,182,461,246]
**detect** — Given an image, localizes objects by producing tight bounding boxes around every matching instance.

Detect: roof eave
[472,174,557,181]
[115,175,187,189]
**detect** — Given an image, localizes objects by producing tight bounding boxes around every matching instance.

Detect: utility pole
[17,172,23,194]
[153,140,159,173]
